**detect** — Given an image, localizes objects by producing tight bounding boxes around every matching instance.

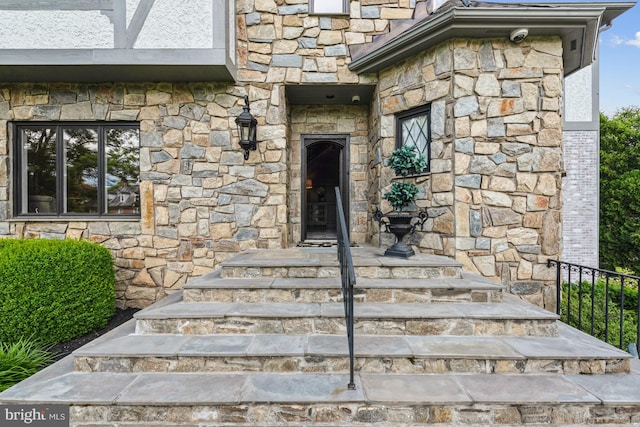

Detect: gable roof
[349,0,635,76]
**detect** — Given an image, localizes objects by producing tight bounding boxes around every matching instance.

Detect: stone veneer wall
[367,85,383,242]
[371,37,564,310]
[370,43,455,253]
[0,83,289,308]
[237,0,394,86]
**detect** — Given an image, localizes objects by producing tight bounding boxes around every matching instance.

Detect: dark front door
[302,135,348,241]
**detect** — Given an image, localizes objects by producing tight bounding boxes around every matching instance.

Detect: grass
[0,337,56,392]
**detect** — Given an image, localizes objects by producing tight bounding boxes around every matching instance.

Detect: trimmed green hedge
[0,239,115,344]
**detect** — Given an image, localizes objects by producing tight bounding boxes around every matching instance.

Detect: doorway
[301,135,348,241]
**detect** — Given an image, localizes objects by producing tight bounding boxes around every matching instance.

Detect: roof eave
[348,5,632,75]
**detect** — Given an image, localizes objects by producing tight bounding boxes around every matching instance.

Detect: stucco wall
[0,10,114,49]
[133,0,214,49]
[0,0,215,50]
[564,65,594,123]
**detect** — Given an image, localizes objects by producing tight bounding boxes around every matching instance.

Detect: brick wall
[561,130,599,267]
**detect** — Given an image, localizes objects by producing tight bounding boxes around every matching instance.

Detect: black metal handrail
[335,186,356,389]
[547,259,640,356]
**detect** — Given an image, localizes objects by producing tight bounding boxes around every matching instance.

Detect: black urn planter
[374,209,428,259]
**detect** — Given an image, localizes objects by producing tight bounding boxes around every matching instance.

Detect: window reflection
[401,113,429,160]
[396,105,431,173]
[106,128,140,214]
[16,123,140,217]
[24,128,57,214]
[64,128,98,214]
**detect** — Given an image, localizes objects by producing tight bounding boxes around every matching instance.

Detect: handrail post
[335,187,356,390]
[620,276,625,349]
[547,259,561,315]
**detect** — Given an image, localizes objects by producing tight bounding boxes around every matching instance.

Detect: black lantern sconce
[235,95,258,160]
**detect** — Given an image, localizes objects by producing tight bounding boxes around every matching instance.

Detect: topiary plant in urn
[375,144,428,258]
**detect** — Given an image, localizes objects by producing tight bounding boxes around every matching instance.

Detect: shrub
[386,144,427,177]
[383,182,419,211]
[0,337,55,392]
[0,239,115,344]
[383,145,427,211]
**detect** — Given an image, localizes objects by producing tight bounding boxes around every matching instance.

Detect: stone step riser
[220,265,463,280]
[74,355,630,375]
[135,317,558,337]
[182,288,503,304]
[69,402,640,426]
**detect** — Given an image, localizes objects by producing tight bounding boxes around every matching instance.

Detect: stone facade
[0,82,290,307]
[369,37,564,309]
[0,0,566,309]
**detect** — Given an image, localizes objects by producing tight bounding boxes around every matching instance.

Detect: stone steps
[73,329,630,375]
[3,248,640,426]
[6,369,640,426]
[219,247,463,279]
[183,274,504,304]
[133,297,559,337]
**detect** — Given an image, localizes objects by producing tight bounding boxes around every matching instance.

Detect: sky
[598,2,640,116]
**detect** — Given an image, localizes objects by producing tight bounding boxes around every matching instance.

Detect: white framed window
[309,0,349,15]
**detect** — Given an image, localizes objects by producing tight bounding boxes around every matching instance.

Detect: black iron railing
[335,187,356,389]
[547,259,640,356]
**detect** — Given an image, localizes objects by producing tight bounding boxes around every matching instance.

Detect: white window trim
[309,0,349,16]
